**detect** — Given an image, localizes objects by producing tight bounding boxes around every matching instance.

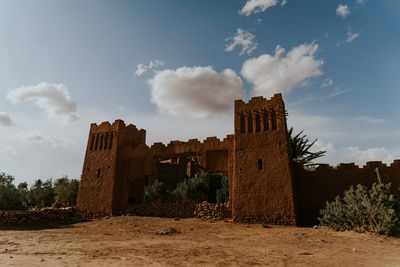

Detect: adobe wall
[295,161,400,225]
[232,94,297,225]
[78,117,234,215]
[118,134,234,202]
[76,120,147,215]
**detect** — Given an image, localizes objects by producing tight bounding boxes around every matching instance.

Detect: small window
[248,113,253,133]
[258,159,263,170]
[240,113,245,133]
[97,168,101,178]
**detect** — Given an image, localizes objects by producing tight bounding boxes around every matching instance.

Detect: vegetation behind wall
[0,172,80,210]
[143,170,229,204]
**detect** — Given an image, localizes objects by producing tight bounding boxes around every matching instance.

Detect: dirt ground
[0,216,399,267]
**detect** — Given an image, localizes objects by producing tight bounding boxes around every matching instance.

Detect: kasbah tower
[77,93,298,224]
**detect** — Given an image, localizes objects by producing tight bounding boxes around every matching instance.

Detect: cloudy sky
[1,0,400,184]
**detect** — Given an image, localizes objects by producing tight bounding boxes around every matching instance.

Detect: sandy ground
[0,216,399,267]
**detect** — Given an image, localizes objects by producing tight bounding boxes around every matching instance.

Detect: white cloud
[313,140,400,166]
[346,28,360,43]
[17,130,75,148]
[356,0,367,4]
[0,112,13,127]
[336,4,350,18]
[148,66,245,118]
[135,60,165,76]
[321,78,333,88]
[239,0,280,16]
[225,28,258,55]
[6,82,78,123]
[241,43,324,98]
[281,0,287,6]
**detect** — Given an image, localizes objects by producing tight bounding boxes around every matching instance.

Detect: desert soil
[0,216,399,266]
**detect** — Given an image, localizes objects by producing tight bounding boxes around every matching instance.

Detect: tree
[27,179,55,208]
[288,127,326,166]
[53,176,80,207]
[0,172,26,210]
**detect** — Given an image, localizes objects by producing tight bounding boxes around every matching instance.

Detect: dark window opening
[255,113,261,132]
[240,113,245,133]
[248,113,253,133]
[144,176,149,187]
[104,133,109,150]
[109,133,113,149]
[263,111,269,131]
[258,159,263,170]
[89,134,95,151]
[128,195,135,205]
[99,135,104,150]
[95,134,99,150]
[271,108,277,130]
[97,168,101,178]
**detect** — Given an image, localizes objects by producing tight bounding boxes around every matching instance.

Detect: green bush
[172,170,229,203]
[216,175,229,203]
[0,173,27,210]
[318,182,400,235]
[143,179,169,204]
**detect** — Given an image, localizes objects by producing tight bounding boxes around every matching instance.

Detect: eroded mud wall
[295,161,400,225]
[232,94,297,225]
[76,121,121,215]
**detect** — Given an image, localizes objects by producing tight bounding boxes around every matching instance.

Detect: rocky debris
[194,201,231,220]
[0,207,86,226]
[154,227,179,235]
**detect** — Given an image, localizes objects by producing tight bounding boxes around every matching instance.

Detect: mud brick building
[77,94,400,225]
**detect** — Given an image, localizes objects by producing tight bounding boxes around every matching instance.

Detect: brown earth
[0,216,399,266]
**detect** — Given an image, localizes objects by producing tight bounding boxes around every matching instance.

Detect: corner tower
[76,120,146,215]
[232,94,297,225]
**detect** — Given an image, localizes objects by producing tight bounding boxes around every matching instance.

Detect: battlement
[312,160,400,171]
[234,94,286,135]
[90,120,145,133]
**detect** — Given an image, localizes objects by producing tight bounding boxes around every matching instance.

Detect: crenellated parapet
[146,134,233,156]
[234,94,286,135]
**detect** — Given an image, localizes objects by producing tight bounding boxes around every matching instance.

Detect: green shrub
[318,182,400,235]
[216,175,229,203]
[173,170,229,203]
[0,173,27,210]
[143,179,169,204]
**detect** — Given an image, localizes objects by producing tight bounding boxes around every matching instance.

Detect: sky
[0,0,400,185]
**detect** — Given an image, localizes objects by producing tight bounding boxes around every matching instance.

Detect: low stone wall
[0,208,84,226]
[127,202,197,218]
[127,202,232,220]
[194,201,231,220]
[233,215,296,225]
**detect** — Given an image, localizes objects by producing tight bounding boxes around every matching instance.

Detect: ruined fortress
[77,94,400,225]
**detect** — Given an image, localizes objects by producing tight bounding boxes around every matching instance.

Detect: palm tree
[288,127,326,166]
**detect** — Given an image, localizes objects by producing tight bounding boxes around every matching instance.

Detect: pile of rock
[194,201,231,220]
[0,207,84,226]
[128,202,196,218]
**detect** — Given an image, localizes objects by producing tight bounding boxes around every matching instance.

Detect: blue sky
[0,0,399,184]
